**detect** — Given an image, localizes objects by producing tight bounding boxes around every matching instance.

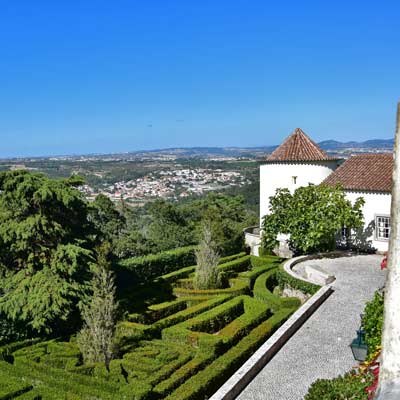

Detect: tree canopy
[261,184,365,255]
[0,170,95,334]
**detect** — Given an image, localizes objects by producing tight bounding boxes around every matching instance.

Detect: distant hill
[318,139,394,150]
[0,139,393,162]
[126,138,394,158]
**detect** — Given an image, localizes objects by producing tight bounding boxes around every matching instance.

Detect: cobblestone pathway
[236,254,386,400]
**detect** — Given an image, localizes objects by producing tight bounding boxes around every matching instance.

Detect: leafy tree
[185,193,249,255]
[194,224,221,289]
[0,171,95,334]
[261,184,364,255]
[115,193,251,258]
[113,230,155,258]
[88,194,126,252]
[145,200,194,252]
[77,243,118,369]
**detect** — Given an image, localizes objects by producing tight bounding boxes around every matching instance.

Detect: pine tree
[194,223,221,290]
[77,244,118,369]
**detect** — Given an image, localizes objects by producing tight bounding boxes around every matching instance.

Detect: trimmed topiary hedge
[118,246,197,282]
[165,306,296,400]
[1,253,304,400]
[173,278,249,297]
[218,255,251,273]
[276,268,320,295]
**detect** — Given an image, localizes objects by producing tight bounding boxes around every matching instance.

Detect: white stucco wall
[259,160,339,224]
[345,190,392,253]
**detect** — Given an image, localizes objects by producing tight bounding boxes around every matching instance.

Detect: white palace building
[245,128,393,256]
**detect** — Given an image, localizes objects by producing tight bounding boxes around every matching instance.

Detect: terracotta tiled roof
[323,153,393,193]
[267,128,335,162]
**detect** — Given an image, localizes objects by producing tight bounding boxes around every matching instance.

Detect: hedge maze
[0,252,302,400]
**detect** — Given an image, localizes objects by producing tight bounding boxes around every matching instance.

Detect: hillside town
[79,167,251,202]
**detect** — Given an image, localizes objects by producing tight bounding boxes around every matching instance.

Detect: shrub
[362,290,384,356]
[159,266,196,283]
[250,255,282,269]
[158,253,247,284]
[173,278,249,297]
[218,256,251,273]
[153,296,231,331]
[305,370,374,400]
[118,246,197,283]
[276,268,320,295]
[0,339,41,363]
[219,252,247,263]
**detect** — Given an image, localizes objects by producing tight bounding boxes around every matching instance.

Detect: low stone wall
[244,226,261,256]
[283,251,353,284]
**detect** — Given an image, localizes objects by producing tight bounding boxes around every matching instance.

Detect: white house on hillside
[245,128,393,255]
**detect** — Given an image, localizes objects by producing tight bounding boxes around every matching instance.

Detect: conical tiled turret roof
[267,128,334,162]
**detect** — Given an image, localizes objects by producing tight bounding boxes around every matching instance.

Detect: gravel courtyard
[236,254,387,400]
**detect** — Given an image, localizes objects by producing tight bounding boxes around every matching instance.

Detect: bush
[276,269,320,295]
[250,255,282,269]
[305,370,374,400]
[153,296,231,331]
[0,359,119,399]
[118,246,197,283]
[362,290,384,356]
[173,278,249,297]
[218,256,251,273]
[158,253,247,284]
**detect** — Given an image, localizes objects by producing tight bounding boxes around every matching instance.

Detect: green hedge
[118,246,197,282]
[158,252,247,284]
[153,351,214,398]
[253,270,281,308]
[0,339,41,363]
[305,370,374,400]
[0,359,119,400]
[0,369,33,400]
[173,278,249,297]
[159,265,196,283]
[276,268,320,295]
[254,270,301,311]
[218,297,271,346]
[162,297,245,350]
[362,290,384,356]
[218,255,251,273]
[162,296,273,354]
[240,265,276,290]
[219,252,247,264]
[154,295,231,331]
[166,306,296,400]
[147,299,188,323]
[250,255,283,269]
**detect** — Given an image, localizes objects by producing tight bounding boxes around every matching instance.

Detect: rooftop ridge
[323,153,393,192]
[267,128,335,162]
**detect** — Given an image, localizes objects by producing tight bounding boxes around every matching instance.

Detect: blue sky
[0,1,399,157]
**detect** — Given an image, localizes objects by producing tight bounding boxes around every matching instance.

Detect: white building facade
[245,128,393,256]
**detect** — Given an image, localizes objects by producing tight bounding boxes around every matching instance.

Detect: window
[292,176,297,185]
[376,216,390,240]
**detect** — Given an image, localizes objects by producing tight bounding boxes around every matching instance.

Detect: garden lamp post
[350,315,368,362]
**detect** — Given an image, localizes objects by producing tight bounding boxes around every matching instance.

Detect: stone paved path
[236,255,386,400]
